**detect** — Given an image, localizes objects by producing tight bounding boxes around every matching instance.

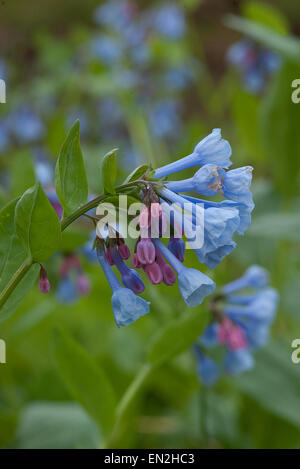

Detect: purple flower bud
[105,247,114,265]
[167,237,185,262]
[136,238,155,265]
[118,242,131,260]
[156,248,176,286]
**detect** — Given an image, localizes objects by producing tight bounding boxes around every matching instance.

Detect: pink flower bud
[76,274,90,296]
[218,318,247,350]
[39,266,50,293]
[144,263,163,284]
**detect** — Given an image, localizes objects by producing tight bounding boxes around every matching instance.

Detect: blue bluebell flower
[199,323,219,348]
[151,3,186,39]
[194,347,220,387]
[160,188,241,268]
[94,0,134,30]
[90,35,122,64]
[153,238,215,306]
[194,265,278,386]
[223,265,269,295]
[57,276,78,304]
[9,107,45,143]
[227,40,281,94]
[149,100,181,139]
[97,244,149,327]
[165,164,253,207]
[154,129,232,178]
[224,349,254,375]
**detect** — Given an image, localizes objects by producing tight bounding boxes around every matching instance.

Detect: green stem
[0,257,33,310]
[104,363,153,448]
[60,180,153,232]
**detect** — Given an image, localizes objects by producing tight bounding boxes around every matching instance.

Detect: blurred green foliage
[0,0,300,449]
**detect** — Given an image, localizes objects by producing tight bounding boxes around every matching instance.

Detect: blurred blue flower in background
[9,107,45,143]
[0,120,10,152]
[227,39,281,93]
[151,3,186,39]
[149,99,181,138]
[195,265,279,386]
[90,35,123,64]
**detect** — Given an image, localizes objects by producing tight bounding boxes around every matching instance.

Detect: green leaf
[232,90,263,160]
[11,150,36,198]
[52,327,117,435]
[122,164,150,184]
[248,212,300,241]
[15,182,61,262]
[101,148,118,194]
[235,342,300,428]
[224,15,300,63]
[147,309,209,366]
[16,402,100,449]
[259,61,300,196]
[0,199,40,322]
[242,1,289,35]
[55,120,88,215]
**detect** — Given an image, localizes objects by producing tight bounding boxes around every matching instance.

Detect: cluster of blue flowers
[89,0,197,144]
[227,39,280,93]
[195,265,279,386]
[95,128,255,327]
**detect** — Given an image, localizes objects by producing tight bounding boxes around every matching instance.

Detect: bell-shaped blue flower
[224,288,278,324]
[57,277,78,304]
[97,245,149,327]
[111,288,149,328]
[166,164,225,197]
[199,323,219,348]
[153,238,215,306]
[223,265,269,295]
[224,349,254,375]
[154,129,232,178]
[222,166,253,205]
[194,347,220,386]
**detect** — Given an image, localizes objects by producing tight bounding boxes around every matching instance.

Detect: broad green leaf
[0,199,39,322]
[248,212,300,241]
[259,61,300,196]
[55,120,88,215]
[224,15,300,63]
[147,309,209,366]
[122,165,150,184]
[101,148,118,194]
[235,342,300,428]
[52,327,116,435]
[15,182,61,262]
[16,402,100,449]
[11,150,36,198]
[0,264,39,323]
[242,1,289,35]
